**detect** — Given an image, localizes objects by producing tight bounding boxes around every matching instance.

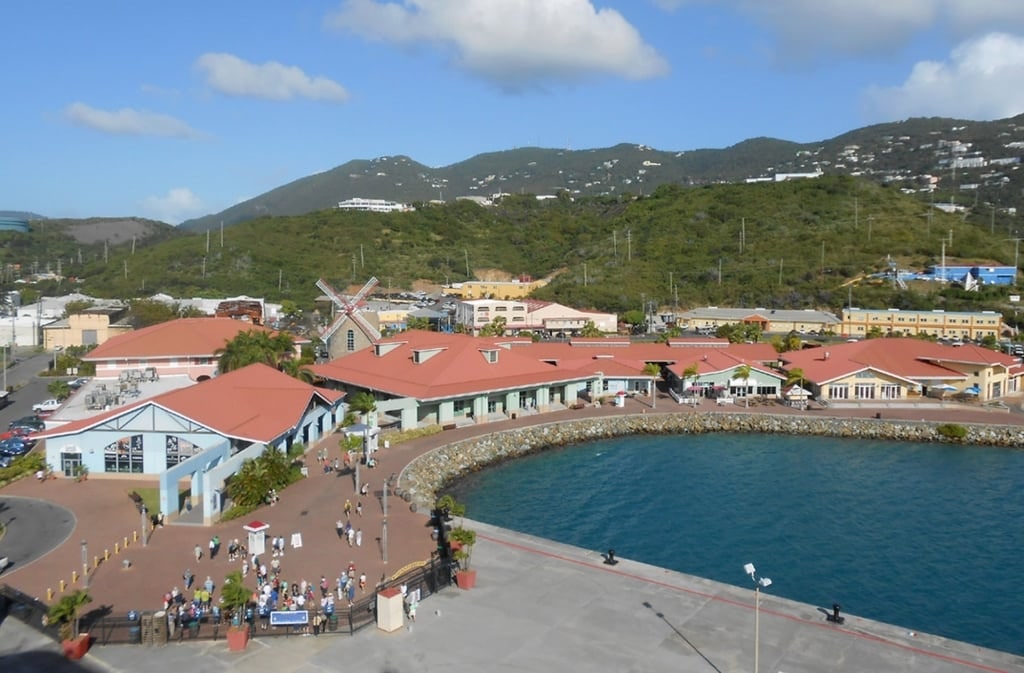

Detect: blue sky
[4,1,1024,224]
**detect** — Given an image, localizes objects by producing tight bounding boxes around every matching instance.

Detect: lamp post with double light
[744,562,772,673]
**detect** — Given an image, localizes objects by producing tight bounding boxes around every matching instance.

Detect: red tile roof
[780,339,1018,384]
[38,364,343,443]
[83,317,302,360]
[309,332,781,399]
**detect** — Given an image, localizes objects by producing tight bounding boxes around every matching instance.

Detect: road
[0,352,67,428]
[0,496,76,576]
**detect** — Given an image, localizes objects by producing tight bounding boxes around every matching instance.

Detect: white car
[32,398,62,413]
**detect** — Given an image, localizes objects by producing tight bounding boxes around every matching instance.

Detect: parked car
[0,437,31,457]
[0,428,36,447]
[68,377,91,390]
[0,454,12,468]
[32,398,62,413]
[9,416,44,432]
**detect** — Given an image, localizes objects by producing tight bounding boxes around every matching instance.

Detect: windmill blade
[350,310,382,341]
[316,278,347,309]
[350,277,379,306]
[321,314,349,341]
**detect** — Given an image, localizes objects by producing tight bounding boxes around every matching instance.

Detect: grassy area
[133,486,191,515]
[384,425,443,446]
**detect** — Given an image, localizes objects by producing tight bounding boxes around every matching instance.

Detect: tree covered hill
[179,113,1024,234]
[69,176,1016,317]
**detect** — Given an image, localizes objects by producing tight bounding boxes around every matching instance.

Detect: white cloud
[139,188,206,225]
[326,0,668,88]
[863,33,1024,121]
[64,102,201,138]
[195,53,349,102]
[651,1,1024,59]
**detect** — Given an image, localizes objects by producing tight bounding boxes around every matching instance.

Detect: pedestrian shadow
[643,601,723,673]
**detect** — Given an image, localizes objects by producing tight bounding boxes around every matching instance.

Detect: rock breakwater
[398,413,1024,510]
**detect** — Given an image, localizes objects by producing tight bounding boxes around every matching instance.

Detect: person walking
[194,544,202,563]
[355,529,363,548]
[408,598,418,622]
[356,501,363,517]
[335,519,344,539]
[343,499,352,517]
[346,526,355,547]
[183,568,194,590]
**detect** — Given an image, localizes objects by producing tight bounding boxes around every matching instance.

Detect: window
[855,383,875,399]
[879,384,901,399]
[104,434,144,473]
[828,384,849,400]
[453,399,468,416]
[346,329,355,352]
[166,435,201,468]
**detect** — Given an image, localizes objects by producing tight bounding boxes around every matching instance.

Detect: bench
[716,397,735,406]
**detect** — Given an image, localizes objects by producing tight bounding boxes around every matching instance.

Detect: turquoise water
[451,433,1024,655]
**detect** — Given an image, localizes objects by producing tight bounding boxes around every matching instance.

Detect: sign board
[270,610,309,626]
[1011,295,1020,303]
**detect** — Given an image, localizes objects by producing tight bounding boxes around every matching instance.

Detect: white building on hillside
[455,299,617,335]
[337,198,414,213]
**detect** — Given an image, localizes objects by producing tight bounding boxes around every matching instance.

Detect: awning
[962,386,981,395]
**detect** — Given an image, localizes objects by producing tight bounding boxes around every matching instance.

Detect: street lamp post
[744,562,772,673]
[141,505,148,547]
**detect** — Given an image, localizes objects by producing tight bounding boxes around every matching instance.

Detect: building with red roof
[780,338,1022,403]
[82,317,307,380]
[37,363,343,522]
[309,332,785,430]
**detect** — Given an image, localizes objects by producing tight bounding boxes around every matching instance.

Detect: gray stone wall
[397,413,1023,510]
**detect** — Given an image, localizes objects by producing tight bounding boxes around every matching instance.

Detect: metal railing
[0,555,455,647]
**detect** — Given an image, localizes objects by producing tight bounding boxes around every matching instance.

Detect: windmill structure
[317,277,381,358]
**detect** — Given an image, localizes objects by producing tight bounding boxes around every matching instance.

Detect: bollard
[105,549,110,561]
[72,570,78,584]
[60,579,66,593]
[94,555,99,569]
[133,531,138,542]
[124,536,128,548]
[47,587,54,601]
[115,543,119,554]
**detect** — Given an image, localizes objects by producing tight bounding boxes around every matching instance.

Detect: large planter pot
[226,626,249,651]
[62,634,91,660]
[455,569,477,590]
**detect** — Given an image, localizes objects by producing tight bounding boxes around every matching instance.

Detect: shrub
[936,423,968,440]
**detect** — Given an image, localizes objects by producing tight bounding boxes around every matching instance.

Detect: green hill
[69,176,1017,317]
[179,112,1024,234]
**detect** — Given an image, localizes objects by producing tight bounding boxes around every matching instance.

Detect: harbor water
[452,432,1024,655]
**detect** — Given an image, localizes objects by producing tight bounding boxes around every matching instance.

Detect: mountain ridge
[179,112,1024,232]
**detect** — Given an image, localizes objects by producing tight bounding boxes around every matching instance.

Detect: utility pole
[131,235,136,255]
[718,258,723,285]
[220,221,224,248]
[123,260,128,279]
[740,217,746,253]
[206,230,210,253]
[626,229,632,262]
[464,249,470,278]
[778,259,783,286]
[821,241,825,276]
[104,240,108,264]
[613,230,617,260]
[583,263,588,287]
[360,244,364,268]
[201,257,206,279]
[278,269,283,291]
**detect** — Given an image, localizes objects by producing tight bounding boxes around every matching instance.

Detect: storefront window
[104,434,144,473]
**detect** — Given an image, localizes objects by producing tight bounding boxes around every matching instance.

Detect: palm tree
[220,570,251,627]
[682,362,700,396]
[734,364,752,407]
[216,330,296,374]
[642,363,661,409]
[579,320,603,338]
[347,391,377,424]
[47,379,71,401]
[48,589,92,641]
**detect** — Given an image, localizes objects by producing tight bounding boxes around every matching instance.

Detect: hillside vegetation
[60,176,1020,318]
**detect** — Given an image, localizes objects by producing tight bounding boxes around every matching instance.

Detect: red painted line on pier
[479,532,1011,673]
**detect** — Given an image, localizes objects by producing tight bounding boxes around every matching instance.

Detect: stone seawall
[398,413,1024,510]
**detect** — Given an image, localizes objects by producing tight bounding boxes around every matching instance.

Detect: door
[61,451,81,477]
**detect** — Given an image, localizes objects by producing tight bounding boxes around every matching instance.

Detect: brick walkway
[2,392,1022,616]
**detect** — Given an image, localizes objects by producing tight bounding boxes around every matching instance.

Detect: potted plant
[48,589,92,660]
[449,525,477,589]
[220,570,252,651]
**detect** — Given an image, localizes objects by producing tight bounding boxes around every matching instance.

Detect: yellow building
[841,308,1004,340]
[43,307,133,350]
[447,278,548,300]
